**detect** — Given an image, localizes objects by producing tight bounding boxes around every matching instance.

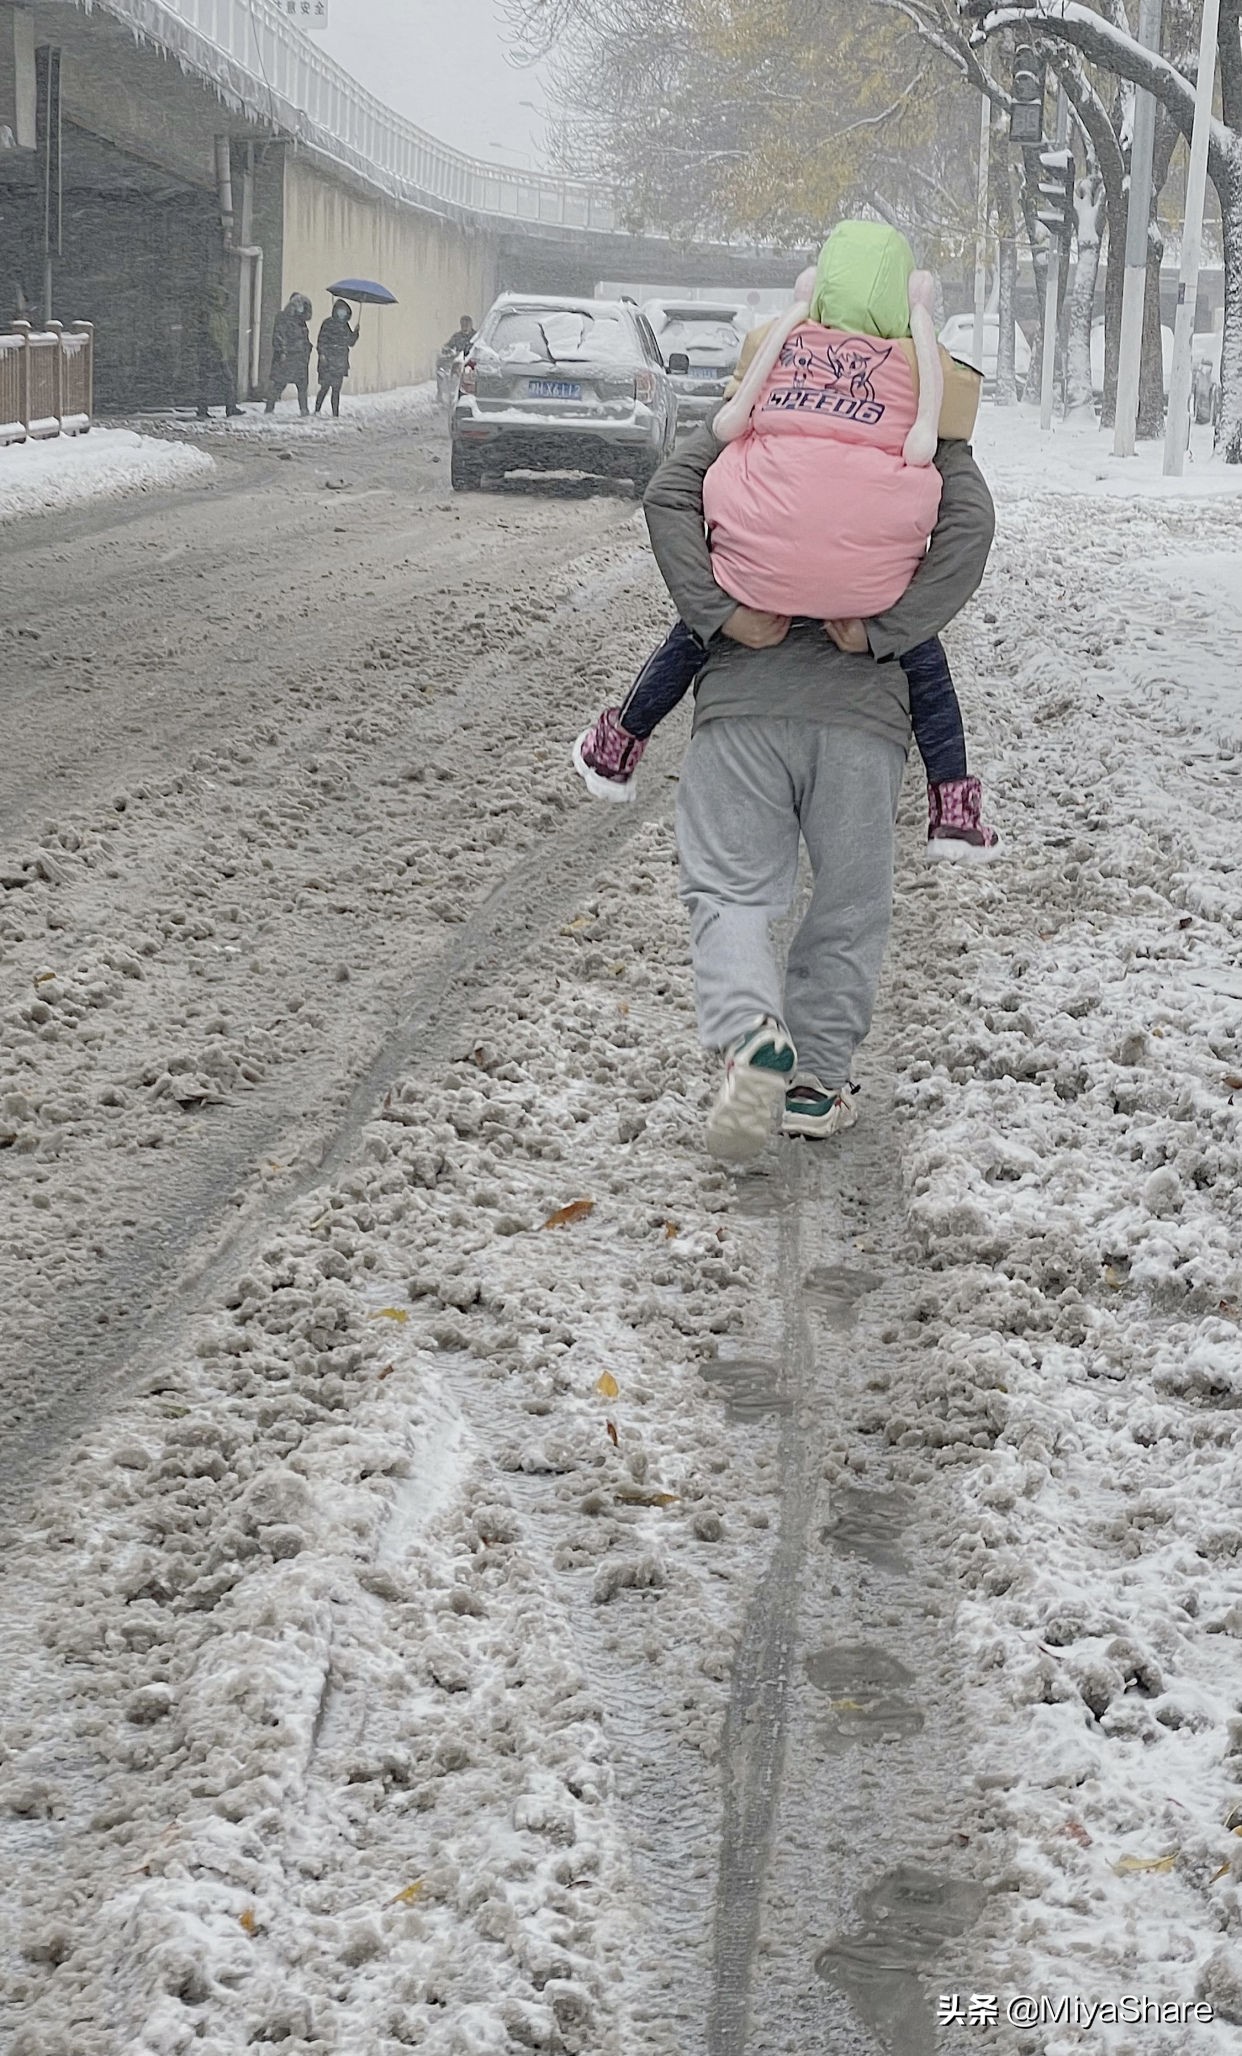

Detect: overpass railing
[0,323,95,445]
[91,0,620,232]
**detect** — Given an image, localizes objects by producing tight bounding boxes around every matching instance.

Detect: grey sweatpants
[676,719,906,1089]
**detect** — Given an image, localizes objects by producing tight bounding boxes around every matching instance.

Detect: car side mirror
[666,352,690,376]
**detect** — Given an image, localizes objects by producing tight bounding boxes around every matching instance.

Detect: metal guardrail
[0,323,95,444]
[91,0,620,233]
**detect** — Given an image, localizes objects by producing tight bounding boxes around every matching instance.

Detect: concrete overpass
[0,0,802,408]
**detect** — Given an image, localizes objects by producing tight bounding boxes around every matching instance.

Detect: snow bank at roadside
[0,430,214,524]
[176,380,441,441]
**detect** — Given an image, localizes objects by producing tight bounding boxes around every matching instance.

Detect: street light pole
[1163,0,1221,474]
[1113,0,1164,456]
[972,90,991,374]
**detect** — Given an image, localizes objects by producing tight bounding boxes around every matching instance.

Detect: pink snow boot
[573,706,648,804]
[926,776,1000,861]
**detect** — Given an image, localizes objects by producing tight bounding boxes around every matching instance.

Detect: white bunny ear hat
[902,269,943,466]
[715,261,944,467]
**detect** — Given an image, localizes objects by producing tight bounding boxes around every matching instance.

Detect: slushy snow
[3,401,1242,2050]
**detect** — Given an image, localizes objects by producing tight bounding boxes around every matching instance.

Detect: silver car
[643,301,746,429]
[451,295,678,491]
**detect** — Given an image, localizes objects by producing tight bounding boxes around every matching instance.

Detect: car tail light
[459,359,477,395]
[634,368,657,404]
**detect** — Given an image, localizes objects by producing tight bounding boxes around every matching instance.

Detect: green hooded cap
[809,220,915,340]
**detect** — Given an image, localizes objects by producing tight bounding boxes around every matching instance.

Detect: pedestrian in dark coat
[195,280,243,419]
[314,299,360,417]
[266,292,313,414]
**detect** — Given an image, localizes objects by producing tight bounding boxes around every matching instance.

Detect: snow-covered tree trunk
[994,155,1019,404]
[1220,144,1242,460]
[1099,230,1124,424]
[1066,173,1104,417]
[1132,115,1179,439]
[1137,226,1167,438]
[996,232,1019,403]
[1046,50,1127,423]
[969,0,1242,456]
[1020,141,1050,409]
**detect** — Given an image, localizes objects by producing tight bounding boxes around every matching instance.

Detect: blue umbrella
[327,278,398,306]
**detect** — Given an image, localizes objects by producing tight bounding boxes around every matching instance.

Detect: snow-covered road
[2,405,1241,2054]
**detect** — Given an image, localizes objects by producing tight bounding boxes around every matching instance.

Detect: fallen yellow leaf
[560,913,593,935]
[370,1307,409,1323]
[615,1488,679,1508]
[239,1907,258,1935]
[1110,1852,1177,1876]
[1209,1861,1232,1885]
[388,1880,424,1906]
[541,1199,594,1230]
[596,1371,619,1399]
[664,1221,680,1240]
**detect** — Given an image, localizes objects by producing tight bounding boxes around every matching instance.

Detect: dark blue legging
[619,619,968,785]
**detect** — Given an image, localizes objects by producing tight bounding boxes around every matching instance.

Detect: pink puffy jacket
[701,321,944,621]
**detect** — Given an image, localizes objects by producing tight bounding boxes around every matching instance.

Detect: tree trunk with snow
[1066,174,1104,417]
[1020,142,1050,408]
[1218,145,1242,460]
[996,232,1019,403]
[1099,231,1124,424]
[994,156,1019,404]
[1133,116,1179,439]
[1136,228,1167,438]
[966,0,1242,456]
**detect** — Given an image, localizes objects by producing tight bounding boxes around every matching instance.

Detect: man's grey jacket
[642,425,996,751]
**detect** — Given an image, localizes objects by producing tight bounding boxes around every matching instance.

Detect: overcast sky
[317,0,553,166]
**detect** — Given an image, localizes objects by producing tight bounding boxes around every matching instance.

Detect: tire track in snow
[706,1003,999,2056]
[708,1150,816,2056]
[0,773,668,1511]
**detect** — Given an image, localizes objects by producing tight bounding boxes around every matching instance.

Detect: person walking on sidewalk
[194,281,244,420]
[643,421,994,1163]
[315,299,360,418]
[266,293,313,414]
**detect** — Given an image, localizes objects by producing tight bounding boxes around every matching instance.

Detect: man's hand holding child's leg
[723,606,791,649]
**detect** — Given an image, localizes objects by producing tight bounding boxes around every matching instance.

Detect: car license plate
[527,379,582,400]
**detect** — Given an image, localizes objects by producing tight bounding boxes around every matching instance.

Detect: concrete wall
[281,158,501,393]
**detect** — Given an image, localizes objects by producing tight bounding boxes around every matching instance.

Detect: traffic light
[1009,44,1046,145]
[1034,146,1075,242]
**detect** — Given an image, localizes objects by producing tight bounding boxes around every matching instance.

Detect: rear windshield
[481,307,635,365]
[656,317,742,359]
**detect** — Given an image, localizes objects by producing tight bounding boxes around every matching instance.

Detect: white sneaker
[705,1018,797,1164]
[781,1076,859,1140]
